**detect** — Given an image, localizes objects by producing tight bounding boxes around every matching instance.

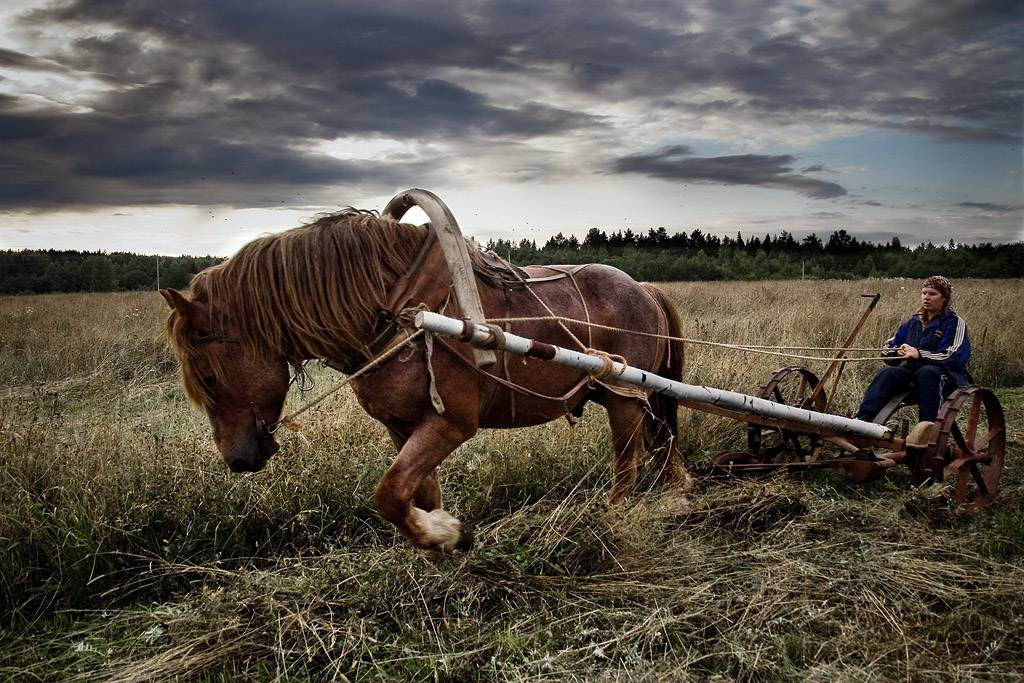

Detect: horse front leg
[387,428,442,511]
[376,414,474,552]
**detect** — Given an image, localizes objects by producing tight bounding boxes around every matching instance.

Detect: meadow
[1,279,1022,681]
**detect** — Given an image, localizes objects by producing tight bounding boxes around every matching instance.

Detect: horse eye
[202,375,217,389]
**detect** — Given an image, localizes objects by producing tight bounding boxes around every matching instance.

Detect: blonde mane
[166,209,428,406]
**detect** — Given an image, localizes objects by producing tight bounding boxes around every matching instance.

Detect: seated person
[856,275,972,423]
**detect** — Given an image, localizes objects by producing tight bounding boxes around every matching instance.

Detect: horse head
[160,288,289,473]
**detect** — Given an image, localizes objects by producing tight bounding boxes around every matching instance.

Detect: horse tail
[642,283,684,382]
[641,283,691,488]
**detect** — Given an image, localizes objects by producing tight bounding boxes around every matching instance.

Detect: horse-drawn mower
[711,366,1004,509]
[701,290,1005,509]
[414,310,1005,510]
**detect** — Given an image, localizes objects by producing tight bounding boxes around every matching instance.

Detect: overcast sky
[0,0,1021,256]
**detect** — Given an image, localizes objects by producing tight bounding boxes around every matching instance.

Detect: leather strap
[385,228,454,316]
[325,230,452,374]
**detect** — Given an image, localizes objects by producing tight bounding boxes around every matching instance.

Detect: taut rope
[484,315,892,363]
[272,275,890,432]
[270,329,424,433]
[271,307,893,432]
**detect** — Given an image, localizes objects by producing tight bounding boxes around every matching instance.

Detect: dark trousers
[856,364,951,422]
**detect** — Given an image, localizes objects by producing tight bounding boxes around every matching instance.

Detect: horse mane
[166,209,428,406]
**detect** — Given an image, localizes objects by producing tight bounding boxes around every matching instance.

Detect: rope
[484,315,892,363]
[586,348,628,380]
[510,268,590,352]
[270,329,424,433]
[270,279,885,431]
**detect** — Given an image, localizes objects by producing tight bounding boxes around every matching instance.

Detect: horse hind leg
[597,393,647,504]
[376,414,474,552]
[645,397,694,492]
[641,282,693,492]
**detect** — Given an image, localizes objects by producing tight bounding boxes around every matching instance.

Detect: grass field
[1,279,1022,681]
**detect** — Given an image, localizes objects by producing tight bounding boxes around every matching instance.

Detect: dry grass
[1,279,1022,681]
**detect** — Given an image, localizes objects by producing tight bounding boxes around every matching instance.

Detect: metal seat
[870,389,914,425]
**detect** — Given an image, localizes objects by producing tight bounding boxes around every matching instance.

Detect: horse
[160,206,692,552]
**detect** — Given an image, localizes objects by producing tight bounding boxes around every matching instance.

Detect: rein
[269,329,425,433]
[482,315,894,363]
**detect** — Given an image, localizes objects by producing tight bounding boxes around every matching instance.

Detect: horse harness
[322,227,586,375]
[192,229,651,430]
[322,230,659,421]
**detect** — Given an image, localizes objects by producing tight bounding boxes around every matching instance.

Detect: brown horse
[161,208,691,551]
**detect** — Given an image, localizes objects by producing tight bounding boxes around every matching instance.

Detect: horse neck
[273,232,425,362]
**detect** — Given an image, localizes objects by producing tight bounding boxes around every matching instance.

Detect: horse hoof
[417,508,473,552]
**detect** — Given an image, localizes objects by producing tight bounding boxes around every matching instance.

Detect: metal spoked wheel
[931,386,1006,509]
[747,366,827,463]
[711,450,757,468]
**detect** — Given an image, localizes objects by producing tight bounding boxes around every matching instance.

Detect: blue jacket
[883,308,972,386]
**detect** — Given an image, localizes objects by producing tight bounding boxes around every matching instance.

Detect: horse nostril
[229,458,254,473]
[266,440,280,458]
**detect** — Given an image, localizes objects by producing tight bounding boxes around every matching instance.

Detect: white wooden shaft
[414,311,892,442]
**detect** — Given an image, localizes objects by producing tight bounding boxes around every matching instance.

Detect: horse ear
[160,288,198,321]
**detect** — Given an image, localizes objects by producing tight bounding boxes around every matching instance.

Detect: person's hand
[899,344,920,359]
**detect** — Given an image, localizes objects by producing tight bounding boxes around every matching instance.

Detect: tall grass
[0,280,1021,681]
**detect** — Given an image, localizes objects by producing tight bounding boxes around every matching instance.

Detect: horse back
[471,263,670,426]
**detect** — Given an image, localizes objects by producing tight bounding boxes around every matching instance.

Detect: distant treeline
[487,229,1023,282]
[1,229,1021,294]
[0,250,223,294]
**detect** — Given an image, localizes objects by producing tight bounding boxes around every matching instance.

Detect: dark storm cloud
[0,98,433,208]
[0,76,597,209]
[880,119,1022,144]
[612,146,847,199]
[956,202,1019,214]
[0,46,66,72]
[1,0,600,209]
[0,0,1019,210]
[533,2,1020,133]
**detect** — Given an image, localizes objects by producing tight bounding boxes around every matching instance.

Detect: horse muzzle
[227,437,279,473]
[229,457,261,473]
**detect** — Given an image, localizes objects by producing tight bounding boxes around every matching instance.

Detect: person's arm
[918,316,970,370]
